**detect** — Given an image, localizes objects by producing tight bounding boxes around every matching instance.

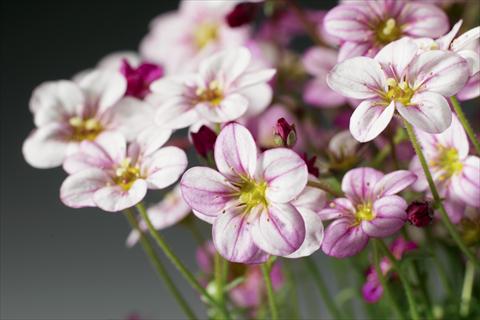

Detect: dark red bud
[226,2,258,28]
[301,153,319,178]
[407,201,433,227]
[191,126,217,158]
[274,118,297,148]
[120,59,164,99]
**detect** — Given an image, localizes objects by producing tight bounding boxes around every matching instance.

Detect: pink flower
[60,132,187,212]
[327,38,470,142]
[319,167,416,258]
[324,0,449,61]
[302,47,347,108]
[150,47,275,129]
[120,60,164,99]
[126,186,191,247]
[180,123,324,263]
[409,115,480,223]
[140,1,250,73]
[362,236,417,303]
[23,70,153,169]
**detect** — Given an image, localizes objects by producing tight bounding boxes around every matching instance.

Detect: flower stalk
[450,96,480,155]
[460,260,475,317]
[261,262,279,320]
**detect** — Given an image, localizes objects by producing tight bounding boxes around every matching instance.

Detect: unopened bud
[301,153,319,178]
[407,201,433,227]
[226,2,258,28]
[274,118,297,148]
[191,126,217,158]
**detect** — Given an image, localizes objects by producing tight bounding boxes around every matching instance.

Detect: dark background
[0,1,337,319]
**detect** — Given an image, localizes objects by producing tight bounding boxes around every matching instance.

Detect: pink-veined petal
[323,5,373,42]
[349,100,395,143]
[93,179,147,212]
[199,47,251,86]
[362,195,407,238]
[239,83,273,117]
[433,114,469,159]
[342,167,384,203]
[337,41,372,62]
[154,97,200,130]
[318,198,355,220]
[196,94,248,123]
[60,168,110,208]
[322,218,369,258]
[451,156,480,208]
[401,2,449,38]
[374,170,417,197]
[291,186,327,212]
[285,208,324,258]
[451,26,480,52]
[457,73,480,101]
[143,146,188,189]
[436,20,463,50]
[374,38,418,78]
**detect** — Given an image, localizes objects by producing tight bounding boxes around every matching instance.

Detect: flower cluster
[23,0,480,319]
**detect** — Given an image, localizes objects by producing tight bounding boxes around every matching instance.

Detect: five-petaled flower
[319,167,417,258]
[180,123,325,263]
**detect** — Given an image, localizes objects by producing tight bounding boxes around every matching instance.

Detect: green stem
[390,134,400,170]
[214,253,225,312]
[307,180,344,197]
[404,120,480,269]
[135,203,230,319]
[124,210,197,320]
[377,240,420,320]
[261,263,279,320]
[460,260,475,317]
[450,96,480,155]
[372,241,404,320]
[304,257,343,319]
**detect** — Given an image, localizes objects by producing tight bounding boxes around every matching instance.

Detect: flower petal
[457,73,480,101]
[349,100,395,143]
[60,169,110,208]
[324,4,373,42]
[143,146,188,189]
[451,26,480,52]
[318,198,355,220]
[342,167,384,203]
[258,148,308,203]
[322,219,369,258]
[362,195,407,238]
[180,167,235,216]
[286,208,324,258]
[291,186,327,212]
[397,92,452,134]
[375,38,418,78]
[451,156,480,208]
[196,94,248,123]
[251,203,306,256]
[199,47,251,86]
[214,123,257,181]
[327,57,386,99]
[93,179,147,212]
[374,170,417,197]
[153,97,200,130]
[401,2,449,38]
[337,41,372,62]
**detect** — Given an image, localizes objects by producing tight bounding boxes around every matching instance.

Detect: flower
[319,167,416,258]
[362,236,417,303]
[302,47,347,108]
[126,185,191,247]
[181,123,325,263]
[150,47,275,129]
[409,114,480,223]
[140,0,250,73]
[226,2,259,28]
[273,118,297,148]
[324,0,449,62]
[406,201,433,227]
[120,60,164,99]
[60,132,187,212]
[23,70,154,169]
[327,38,469,142]
[191,125,218,159]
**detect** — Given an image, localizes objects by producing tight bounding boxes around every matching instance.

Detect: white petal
[93,179,148,212]
[60,169,110,208]
[143,146,188,189]
[349,100,395,143]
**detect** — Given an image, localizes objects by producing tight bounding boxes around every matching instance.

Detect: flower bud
[226,2,258,28]
[191,126,217,159]
[301,153,319,178]
[406,201,433,227]
[273,118,297,148]
[120,60,163,99]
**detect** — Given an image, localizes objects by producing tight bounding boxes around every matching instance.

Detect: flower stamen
[114,158,142,190]
[69,116,103,141]
[193,22,219,49]
[196,80,224,106]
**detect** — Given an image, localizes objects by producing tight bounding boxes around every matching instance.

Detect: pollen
[238,178,268,212]
[375,18,402,44]
[384,78,415,106]
[193,22,219,49]
[114,158,142,191]
[196,80,224,107]
[354,202,374,224]
[69,116,103,141]
[433,146,463,180]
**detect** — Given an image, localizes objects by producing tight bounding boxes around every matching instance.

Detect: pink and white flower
[409,115,480,223]
[319,167,416,258]
[140,0,250,73]
[324,0,449,61]
[180,123,324,263]
[60,132,187,212]
[327,38,470,142]
[126,185,191,247]
[150,47,275,129]
[23,70,154,169]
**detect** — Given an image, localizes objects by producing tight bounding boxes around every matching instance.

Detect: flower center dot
[430,146,463,181]
[375,18,402,45]
[238,178,268,212]
[193,22,219,49]
[355,202,374,224]
[196,80,224,106]
[385,78,415,105]
[69,117,103,141]
[114,158,141,191]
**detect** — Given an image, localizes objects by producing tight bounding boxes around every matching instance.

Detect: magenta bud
[191,126,217,159]
[274,118,297,148]
[120,59,164,99]
[301,153,319,178]
[226,2,258,28]
[407,201,433,227]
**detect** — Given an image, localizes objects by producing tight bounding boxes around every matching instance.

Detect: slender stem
[261,263,279,320]
[124,210,197,320]
[307,180,343,197]
[304,256,343,319]
[390,134,400,169]
[214,253,225,313]
[404,120,480,269]
[450,96,480,155]
[460,260,475,317]
[372,241,404,319]
[377,240,420,320]
[135,203,230,319]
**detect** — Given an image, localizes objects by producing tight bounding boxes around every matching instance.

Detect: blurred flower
[325,0,449,61]
[319,167,416,258]
[150,47,275,129]
[410,115,480,223]
[60,132,187,212]
[407,201,434,227]
[226,2,259,28]
[120,60,164,99]
[328,38,469,142]
[301,153,320,178]
[327,130,359,171]
[191,125,217,159]
[274,118,297,148]
[181,123,323,263]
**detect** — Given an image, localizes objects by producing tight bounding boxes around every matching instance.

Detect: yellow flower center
[384,78,415,105]
[69,117,103,141]
[375,18,402,45]
[238,178,268,212]
[355,202,374,224]
[430,146,463,181]
[196,80,224,107]
[193,22,219,49]
[114,158,142,191]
